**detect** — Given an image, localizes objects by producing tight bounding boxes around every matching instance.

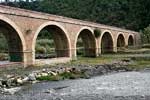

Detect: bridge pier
[23,50,34,67]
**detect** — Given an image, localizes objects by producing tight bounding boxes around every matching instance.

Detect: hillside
[1,0,150,31]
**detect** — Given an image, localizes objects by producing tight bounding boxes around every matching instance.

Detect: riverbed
[1,71,150,100]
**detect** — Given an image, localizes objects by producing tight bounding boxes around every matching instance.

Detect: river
[1,71,150,100]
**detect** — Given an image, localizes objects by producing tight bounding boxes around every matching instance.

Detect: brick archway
[117,33,125,49]
[75,27,96,57]
[33,21,71,62]
[128,35,134,46]
[101,31,114,53]
[0,15,26,63]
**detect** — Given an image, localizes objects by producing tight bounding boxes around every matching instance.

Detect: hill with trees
[1,0,150,31]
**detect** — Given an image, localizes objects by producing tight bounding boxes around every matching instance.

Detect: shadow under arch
[128,35,134,46]
[75,28,96,57]
[0,16,26,62]
[33,22,71,60]
[101,31,113,53]
[117,33,125,49]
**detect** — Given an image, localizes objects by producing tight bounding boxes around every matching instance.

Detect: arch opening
[128,35,134,47]
[117,34,125,51]
[35,25,70,59]
[76,29,96,57]
[101,32,113,53]
[0,20,23,63]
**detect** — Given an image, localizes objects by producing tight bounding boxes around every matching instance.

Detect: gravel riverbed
[1,71,150,100]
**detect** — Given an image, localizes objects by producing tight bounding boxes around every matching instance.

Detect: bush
[142,44,150,48]
[94,29,101,38]
[36,46,46,54]
[77,47,84,55]
[36,71,86,81]
[77,37,83,47]
[36,75,61,81]
[36,39,54,47]
[141,25,150,44]
[0,33,8,52]
[36,39,55,54]
[0,53,9,61]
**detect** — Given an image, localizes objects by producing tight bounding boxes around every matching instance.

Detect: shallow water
[1,71,150,100]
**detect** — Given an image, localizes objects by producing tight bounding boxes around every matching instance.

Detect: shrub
[77,47,84,55]
[142,44,150,48]
[36,39,55,54]
[35,46,46,54]
[141,25,150,44]
[36,39,54,47]
[94,29,101,38]
[36,71,87,81]
[36,75,61,81]
[0,33,8,52]
[0,53,9,61]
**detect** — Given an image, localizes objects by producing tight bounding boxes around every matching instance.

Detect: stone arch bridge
[0,5,140,66]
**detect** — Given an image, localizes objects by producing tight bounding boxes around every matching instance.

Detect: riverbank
[0,60,131,94]
[0,55,150,95]
[1,71,150,100]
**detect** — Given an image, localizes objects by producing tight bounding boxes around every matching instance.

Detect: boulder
[16,78,23,85]
[41,72,49,77]
[22,77,29,83]
[2,87,21,95]
[35,73,42,78]
[28,74,36,81]
[48,71,57,76]
[1,80,10,88]
[44,88,55,94]
[95,65,107,75]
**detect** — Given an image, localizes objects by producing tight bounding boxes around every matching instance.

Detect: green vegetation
[36,71,86,81]
[94,29,101,38]
[0,0,150,54]
[1,0,150,32]
[0,33,8,52]
[0,54,150,79]
[127,58,150,70]
[76,37,84,56]
[0,33,9,60]
[35,39,55,54]
[68,56,124,65]
[141,25,150,44]
[0,0,150,60]
[34,29,57,58]
[0,53,8,61]
[36,75,61,81]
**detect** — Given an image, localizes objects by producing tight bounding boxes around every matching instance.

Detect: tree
[1,0,150,32]
[142,25,150,44]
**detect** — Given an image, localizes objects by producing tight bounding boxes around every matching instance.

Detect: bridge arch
[128,34,134,46]
[100,30,114,53]
[117,33,125,50]
[33,21,71,61]
[75,27,96,57]
[0,15,26,62]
